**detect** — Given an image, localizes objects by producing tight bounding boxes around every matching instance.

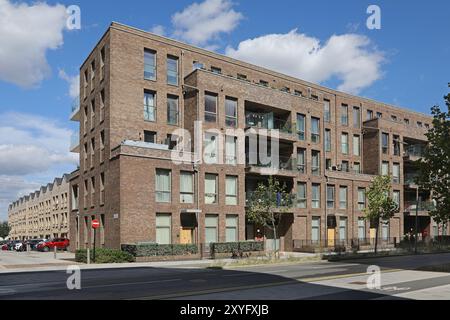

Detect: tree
[0,221,10,239]
[363,176,399,254]
[246,177,294,257]
[417,88,450,233]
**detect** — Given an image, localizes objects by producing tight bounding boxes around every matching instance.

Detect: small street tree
[247,177,294,258]
[364,175,399,254]
[0,221,10,239]
[417,87,450,234]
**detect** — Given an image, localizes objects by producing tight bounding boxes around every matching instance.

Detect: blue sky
[0,0,449,220]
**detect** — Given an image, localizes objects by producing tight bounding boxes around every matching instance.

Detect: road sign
[92,219,100,229]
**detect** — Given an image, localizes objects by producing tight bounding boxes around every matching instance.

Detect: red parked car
[37,238,70,252]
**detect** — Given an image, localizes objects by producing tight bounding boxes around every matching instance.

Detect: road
[1,253,450,300]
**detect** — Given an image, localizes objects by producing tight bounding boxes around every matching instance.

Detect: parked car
[2,241,18,251]
[1,242,8,251]
[26,239,46,251]
[14,242,26,252]
[37,238,70,252]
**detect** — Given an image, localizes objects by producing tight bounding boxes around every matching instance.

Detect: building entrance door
[327,229,335,247]
[180,228,193,244]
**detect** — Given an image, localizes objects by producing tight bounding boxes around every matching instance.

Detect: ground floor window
[311,217,320,243]
[382,221,390,241]
[205,215,218,244]
[226,215,238,242]
[339,217,347,242]
[156,213,172,244]
[358,218,366,240]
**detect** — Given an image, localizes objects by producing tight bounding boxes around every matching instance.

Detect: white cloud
[0,176,41,220]
[0,0,68,88]
[58,69,80,98]
[0,112,78,176]
[171,0,243,46]
[225,29,385,94]
[150,25,166,36]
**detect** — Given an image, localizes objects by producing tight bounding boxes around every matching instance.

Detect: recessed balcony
[70,96,80,121]
[70,131,80,153]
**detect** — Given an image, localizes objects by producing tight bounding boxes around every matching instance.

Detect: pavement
[1,252,450,300]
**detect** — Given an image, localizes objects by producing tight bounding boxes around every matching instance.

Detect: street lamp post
[414,189,421,254]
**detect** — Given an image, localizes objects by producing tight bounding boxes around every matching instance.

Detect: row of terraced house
[8,22,448,252]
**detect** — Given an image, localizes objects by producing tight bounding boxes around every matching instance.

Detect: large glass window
[382,133,389,154]
[393,135,401,156]
[327,185,335,209]
[180,172,194,204]
[156,169,171,203]
[382,222,390,241]
[393,191,400,207]
[311,117,320,143]
[393,163,400,183]
[204,133,218,164]
[156,214,171,244]
[225,97,238,127]
[325,129,332,152]
[311,151,320,176]
[226,215,238,242]
[358,218,366,240]
[341,104,348,126]
[297,182,307,209]
[205,215,218,244]
[358,188,366,210]
[205,93,217,123]
[225,136,237,165]
[339,218,348,241]
[353,107,361,128]
[339,187,348,209]
[226,176,238,205]
[381,161,389,176]
[205,174,218,204]
[341,133,349,155]
[324,100,331,123]
[167,56,179,85]
[312,184,321,209]
[297,148,306,174]
[144,49,156,80]
[311,217,320,242]
[353,135,361,156]
[167,95,179,125]
[144,91,156,122]
[297,114,306,141]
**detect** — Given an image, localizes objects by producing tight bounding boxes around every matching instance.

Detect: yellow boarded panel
[180,228,193,245]
[328,229,335,247]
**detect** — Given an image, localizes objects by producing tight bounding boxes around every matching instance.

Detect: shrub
[121,243,198,257]
[75,248,135,264]
[210,241,265,255]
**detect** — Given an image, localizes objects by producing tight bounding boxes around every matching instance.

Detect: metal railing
[246,191,295,207]
[245,112,292,134]
[404,201,435,212]
[293,238,398,253]
[404,145,426,158]
[246,154,295,171]
[71,96,80,114]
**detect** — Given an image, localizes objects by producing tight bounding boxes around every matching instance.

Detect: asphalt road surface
[1,253,450,300]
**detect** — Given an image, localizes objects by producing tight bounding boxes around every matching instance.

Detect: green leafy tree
[417,87,450,233]
[0,221,10,239]
[247,177,294,257]
[364,176,399,253]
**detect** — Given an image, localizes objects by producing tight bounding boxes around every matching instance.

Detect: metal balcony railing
[404,201,436,212]
[246,154,295,171]
[246,191,295,207]
[70,131,80,153]
[404,145,426,158]
[245,112,292,134]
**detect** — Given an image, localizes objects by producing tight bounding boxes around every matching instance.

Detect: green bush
[75,248,135,264]
[210,241,265,255]
[121,243,198,257]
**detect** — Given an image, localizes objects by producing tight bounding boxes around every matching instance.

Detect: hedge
[121,243,198,257]
[210,241,265,254]
[75,248,135,264]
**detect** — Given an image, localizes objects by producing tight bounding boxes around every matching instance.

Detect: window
[167,56,179,85]
[404,119,410,125]
[193,61,204,70]
[100,173,105,206]
[339,218,347,241]
[90,138,95,168]
[144,91,156,122]
[339,187,348,209]
[297,182,307,209]
[297,148,306,174]
[297,114,306,141]
[167,95,179,125]
[226,176,238,205]
[326,159,332,170]
[259,80,269,87]
[225,136,237,165]
[353,135,361,156]
[204,133,218,164]
[205,174,218,204]
[381,161,389,176]
[382,133,389,154]
[393,191,400,207]
[144,49,156,80]
[225,97,238,127]
[382,221,390,241]
[324,100,331,122]
[325,129,332,152]
[237,73,247,81]
[393,163,400,183]
[90,99,95,130]
[156,169,171,203]
[353,162,361,174]
[358,218,366,240]
[311,151,320,176]
[327,185,335,209]
[341,161,349,173]
[180,172,194,204]
[83,143,88,170]
[83,70,88,99]
[205,215,218,244]
[311,117,320,143]
[156,214,171,245]
[358,188,366,211]
[311,217,320,242]
[226,215,238,242]
[294,90,302,96]
[90,177,95,207]
[341,104,348,126]
[393,135,401,156]
[417,121,423,128]
[341,133,349,155]
[144,131,156,143]
[281,86,290,93]
[377,112,383,119]
[312,184,321,209]
[211,66,222,74]
[90,61,95,91]
[99,90,105,122]
[205,92,217,123]
[367,110,374,121]
[353,107,361,128]
[391,115,398,122]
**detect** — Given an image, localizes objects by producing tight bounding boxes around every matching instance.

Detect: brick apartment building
[8,175,70,241]
[68,22,444,252]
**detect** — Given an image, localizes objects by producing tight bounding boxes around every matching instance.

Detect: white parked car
[14,242,25,252]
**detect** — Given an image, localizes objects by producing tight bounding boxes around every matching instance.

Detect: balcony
[70,96,80,121]
[245,191,295,208]
[70,131,80,153]
[404,201,435,215]
[245,111,296,142]
[404,145,426,162]
[245,154,297,177]
[404,174,419,187]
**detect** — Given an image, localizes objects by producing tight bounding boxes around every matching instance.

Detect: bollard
[87,248,91,265]
[54,245,57,259]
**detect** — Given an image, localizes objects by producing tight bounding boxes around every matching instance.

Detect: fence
[293,238,398,253]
